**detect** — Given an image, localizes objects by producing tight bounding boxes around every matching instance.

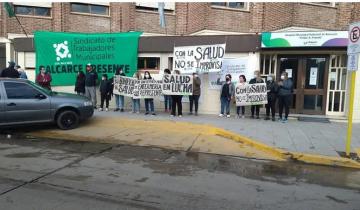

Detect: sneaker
[242,115,245,119]
[136,111,140,114]
[171,115,175,117]
[188,112,193,115]
[282,118,288,123]
[105,108,109,112]
[272,117,276,122]
[98,108,103,112]
[114,108,119,112]
[226,115,230,118]
[145,112,149,115]
[152,113,156,116]
[256,116,260,119]
[250,115,255,119]
[278,118,283,122]
[264,117,270,120]
[219,114,224,117]
[120,109,124,112]
[179,115,182,118]
[237,115,240,119]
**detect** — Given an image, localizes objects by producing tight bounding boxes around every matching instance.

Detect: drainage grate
[298,117,330,123]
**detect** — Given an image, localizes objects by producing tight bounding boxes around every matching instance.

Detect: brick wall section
[250,3,264,33]
[175,3,188,35]
[262,3,294,31]
[7,16,52,35]
[293,3,337,30]
[110,2,121,32]
[52,2,63,31]
[207,5,250,33]
[118,3,135,32]
[186,3,208,34]
[135,11,176,34]
[351,3,360,23]
[336,3,353,30]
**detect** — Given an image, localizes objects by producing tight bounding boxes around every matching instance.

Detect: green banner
[34,31,142,86]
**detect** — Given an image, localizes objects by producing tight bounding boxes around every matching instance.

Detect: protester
[74,71,86,95]
[219,74,235,118]
[143,71,156,115]
[85,64,98,109]
[189,72,201,116]
[278,72,293,123]
[236,75,247,118]
[16,65,27,79]
[249,70,264,119]
[36,66,52,90]
[99,74,112,112]
[265,74,278,121]
[163,69,172,112]
[171,70,183,117]
[113,67,126,112]
[0,61,19,78]
[131,71,141,114]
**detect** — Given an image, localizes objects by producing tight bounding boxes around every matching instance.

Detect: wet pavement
[0,135,359,210]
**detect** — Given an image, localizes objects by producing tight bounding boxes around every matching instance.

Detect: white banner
[113,76,137,97]
[162,74,193,95]
[208,58,250,89]
[235,83,268,106]
[133,79,163,99]
[173,44,226,74]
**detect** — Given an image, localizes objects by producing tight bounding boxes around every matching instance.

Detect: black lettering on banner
[235,83,268,106]
[162,74,193,96]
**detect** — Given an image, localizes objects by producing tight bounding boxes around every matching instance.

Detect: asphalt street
[0,135,359,210]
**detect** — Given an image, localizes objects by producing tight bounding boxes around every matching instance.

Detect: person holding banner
[236,75,247,118]
[163,69,172,112]
[278,72,293,123]
[131,71,141,114]
[249,71,264,119]
[113,67,126,112]
[143,71,156,116]
[171,70,183,117]
[189,72,201,116]
[219,74,235,118]
[265,74,278,121]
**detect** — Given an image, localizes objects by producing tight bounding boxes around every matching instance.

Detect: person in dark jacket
[265,74,278,121]
[99,74,112,112]
[36,66,52,90]
[1,61,20,78]
[163,69,172,112]
[189,72,201,116]
[143,71,156,115]
[113,67,126,112]
[171,70,183,117]
[249,70,264,119]
[236,75,247,118]
[85,64,98,109]
[218,74,235,118]
[278,72,293,123]
[75,71,86,95]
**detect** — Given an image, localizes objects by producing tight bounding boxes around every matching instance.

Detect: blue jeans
[164,95,172,110]
[115,94,124,109]
[220,96,230,115]
[132,98,140,112]
[145,99,155,113]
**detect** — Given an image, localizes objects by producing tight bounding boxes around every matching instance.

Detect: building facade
[1,2,360,118]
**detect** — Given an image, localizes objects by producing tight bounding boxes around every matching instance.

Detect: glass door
[299,57,328,115]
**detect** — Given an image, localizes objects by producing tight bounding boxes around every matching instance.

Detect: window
[211,2,247,10]
[14,5,51,17]
[307,2,336,7]
[136,2,175,13]
[71,3,109,16]
[138,57,160,70]
[4,82,41,99]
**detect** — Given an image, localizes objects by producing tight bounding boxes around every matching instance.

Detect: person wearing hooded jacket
[249,70,264,119]
[1,61,19,78]
[265,74,278,121]
[278,71,293,123]
[218,74,235,118]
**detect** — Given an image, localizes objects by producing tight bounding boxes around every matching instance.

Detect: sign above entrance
[262,31,348,48]
[347,22,360,54]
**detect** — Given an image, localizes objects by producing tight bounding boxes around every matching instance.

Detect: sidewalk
[26,110,360,168]
[94,111,360,157]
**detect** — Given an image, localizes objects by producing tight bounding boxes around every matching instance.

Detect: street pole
[346,71,356,157]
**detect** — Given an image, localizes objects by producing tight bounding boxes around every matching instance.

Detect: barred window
[211,2,247,10]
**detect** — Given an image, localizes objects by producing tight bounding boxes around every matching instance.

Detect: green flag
[4,2,15,18]
[34,31,142,86]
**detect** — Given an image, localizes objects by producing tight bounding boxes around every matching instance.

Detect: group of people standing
[219,70,293,123]
[0,61,53,90]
